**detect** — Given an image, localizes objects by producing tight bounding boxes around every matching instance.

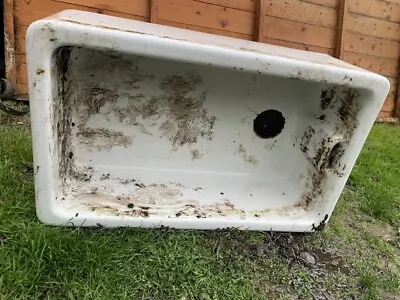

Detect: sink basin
[26,10,389,231]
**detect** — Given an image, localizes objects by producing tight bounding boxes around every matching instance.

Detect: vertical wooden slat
[255,0,266,42]
[4,0,16,87]
[150,0,159,23]
[395,83,400,118]
[335,0,348,59]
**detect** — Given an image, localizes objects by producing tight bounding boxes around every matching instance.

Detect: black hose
[0,78,30,116]
[0,98,30,116]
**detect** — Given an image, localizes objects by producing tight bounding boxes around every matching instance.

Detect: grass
[348,124,400,224]
[0,115,399,299]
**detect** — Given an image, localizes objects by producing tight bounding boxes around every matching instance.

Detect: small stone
[383,234,394,243]
[300,252,316,265]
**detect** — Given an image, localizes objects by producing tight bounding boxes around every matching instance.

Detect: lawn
[0,114,399,299]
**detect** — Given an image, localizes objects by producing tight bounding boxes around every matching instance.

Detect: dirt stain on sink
[80,70,217,148]
[236,144,259,165]
[76,126,132,151]
[144,72,217,147]
[297,87,361,210]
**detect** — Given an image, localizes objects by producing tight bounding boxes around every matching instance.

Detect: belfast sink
[26,10,389,231]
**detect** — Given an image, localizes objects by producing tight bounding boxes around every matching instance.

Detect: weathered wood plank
[14,25,28,55]
[255,0,266,41]
[267,0,338,28]
[302,0,340,8]
[383,77,397,112]
[349,0,400,23]
[263,16,337,49]
[378,111,393,119]
[343,51,398,77]
[157,0,255,35]
[335,0,348,58]
[14,0,98,25]
[346,12,400,41]
[4,0,16,87]
[16,63,28,85]
[14,83,28,94]
[343,31,400,59]
[396,93,400,117]
[14,0,148,26]
[158,19,253,40]
[150,0,159,23]
[263,38,334,55]
[382,98,395,113]
[194,0,256,12]
[54,0,150,17]
[16,54,26,65]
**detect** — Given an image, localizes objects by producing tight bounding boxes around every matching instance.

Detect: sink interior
[51,46,362,220]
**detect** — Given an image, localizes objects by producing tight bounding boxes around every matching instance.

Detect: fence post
[395,83,400,118]
[255,0,266,42]
[150,0,159,24]
[335,0,348,59]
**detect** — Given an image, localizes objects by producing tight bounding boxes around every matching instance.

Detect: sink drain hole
[253,109,285,139]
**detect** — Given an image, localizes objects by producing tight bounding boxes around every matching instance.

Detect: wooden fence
[3,0,400,120]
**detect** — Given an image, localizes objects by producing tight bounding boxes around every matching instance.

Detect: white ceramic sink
[26,10,389,231]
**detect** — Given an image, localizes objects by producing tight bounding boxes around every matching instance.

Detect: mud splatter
[144,72,216,146]
[174,199,245,219]
[191,149,203,160]
[119,178,136,185]
[236,144,259,165]
[312,136,339,170]
[336,88,360,139]
[298,88,360,209]
[327,143,345,169]
[53,47,74,181]
[75,183,250,219]
[296,168,325,209]
[160,72,202,94]
[79,87,118,123]
[300,126,315,153]
[264,139,277,151]
[99,72,216,147]
[70,163,94,182]
[100,173,110,181]
[312,214,329,231]
[71,48,155,130]
[76,127,132,151]
[320,89,336,110]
